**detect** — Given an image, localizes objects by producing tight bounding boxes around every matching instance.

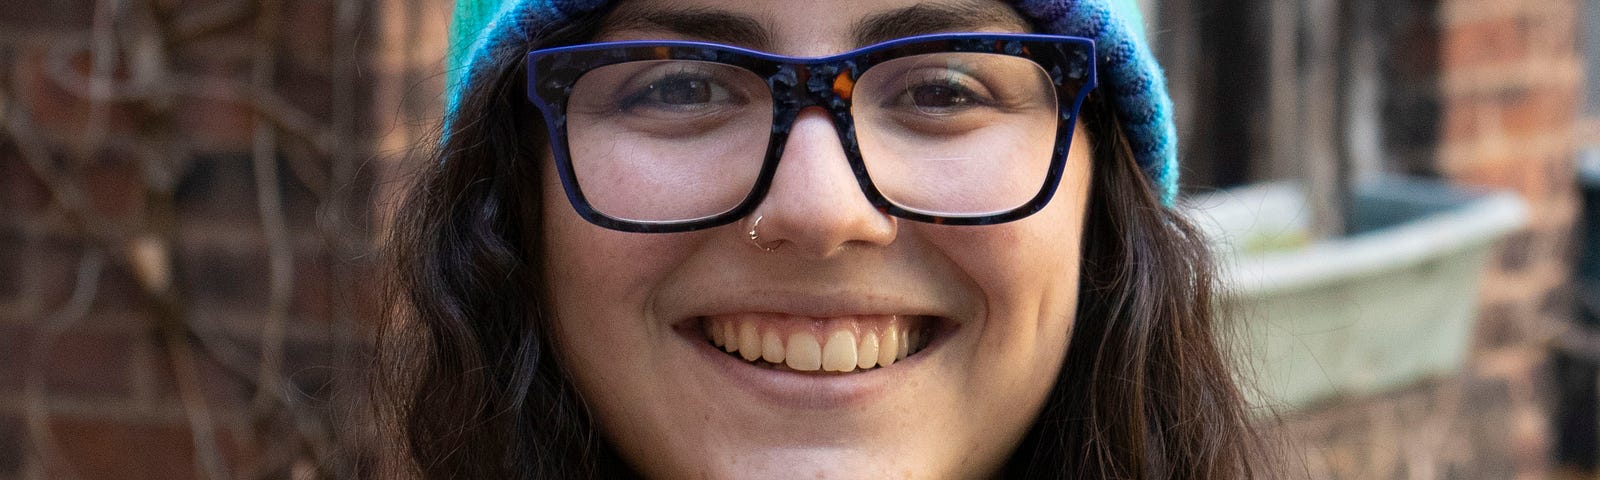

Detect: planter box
[1185,177,1527,409]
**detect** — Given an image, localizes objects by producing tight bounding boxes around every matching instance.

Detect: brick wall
[0,1,448,478]
[1275,0,1586,477]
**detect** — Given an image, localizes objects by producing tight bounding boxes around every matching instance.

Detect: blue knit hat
[444,0,1178,205]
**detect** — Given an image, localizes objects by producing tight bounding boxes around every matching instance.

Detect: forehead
[597,0,1031,56]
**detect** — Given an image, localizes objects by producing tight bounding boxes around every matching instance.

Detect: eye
[908,83,980,110]
[650,77,717,105]
[886,71,995,115]
[620,71,742,113]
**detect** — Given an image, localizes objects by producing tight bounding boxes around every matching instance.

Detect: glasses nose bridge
[750,58,884,214]
[769,60,860,134]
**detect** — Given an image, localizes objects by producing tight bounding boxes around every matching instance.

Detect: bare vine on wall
[1,0,382,478]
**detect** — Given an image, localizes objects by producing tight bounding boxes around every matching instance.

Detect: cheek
[936,208,1085,375]
[906,139,1091,446]
[539,159,688,318]
[936,134,1091,342]
[539,177,686,381]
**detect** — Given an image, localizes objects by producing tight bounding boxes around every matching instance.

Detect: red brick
[1441,15,1532,70]
[173,156,259,231]
[1497,230,1536,273]
[144,327,290,413]
[276,65,336,126]
[41,331,137,399]
[280,0,338,74]
[47,418,197,480]
[11,45,85,139]
[169,37,252,84]
[1439,86,1580,146]
[0,147,53,219]
[189,343,256,414]
[283,338,339,402]
[350,262,387,329]
[1499,88,1580,138]
[1441,92,1492,142]
[0,0,92,31]
[140,323,349,417]
[173,96,257,154]
[88,262,148,314]
[0,414,21,477]
[1526,5,1580,55]
[0,230,27,306]
[1475,300,1530,350]
[172,155,327,235]
[80,155,147,223]
[0,324,32,393]
[0,233,83,310]
[292,253,333,322]
[175,245,269,313]
[14,44,143,145]
[1444,150,1571,207]
[45,416,266,480]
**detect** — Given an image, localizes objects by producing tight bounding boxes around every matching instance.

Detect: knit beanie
[444,0,1178,205]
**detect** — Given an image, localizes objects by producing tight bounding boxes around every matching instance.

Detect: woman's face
[540,0,1093,477]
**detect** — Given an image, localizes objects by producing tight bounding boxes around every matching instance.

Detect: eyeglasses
[526,33,1097,233]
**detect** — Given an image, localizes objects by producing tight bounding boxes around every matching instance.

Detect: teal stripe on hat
[446,0,505,93]
[1113,0,1149,41]
[443,0,610,121]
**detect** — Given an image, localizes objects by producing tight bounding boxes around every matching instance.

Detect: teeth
[761,330,786,364]
[708,321,725,347]
[705,318,933,373]
[897,327,910,360]
[878,328,899,367]
[722,321,738,353]
[786,332,823,371]
[739,322,762,362]
[857,332,880,370]
[822,331,858,372]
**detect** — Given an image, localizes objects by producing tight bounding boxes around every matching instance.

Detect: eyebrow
[852,1,1032,46]
[599,1,1032,51]
[601,6,774,48]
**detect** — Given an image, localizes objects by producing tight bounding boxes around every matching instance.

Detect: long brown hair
[374,7,1271,478]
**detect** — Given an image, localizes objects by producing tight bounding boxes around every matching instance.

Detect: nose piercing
[747,216,782,252]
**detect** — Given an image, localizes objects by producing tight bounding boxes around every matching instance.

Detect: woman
[378,0,1270,477]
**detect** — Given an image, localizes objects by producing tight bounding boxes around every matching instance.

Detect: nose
[750,107,896,257]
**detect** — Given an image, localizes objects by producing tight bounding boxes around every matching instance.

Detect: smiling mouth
[700,315,935,373]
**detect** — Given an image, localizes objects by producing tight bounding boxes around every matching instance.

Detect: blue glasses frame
[526,33,1098,233]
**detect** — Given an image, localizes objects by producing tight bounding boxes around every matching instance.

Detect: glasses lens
[566,60,773,223]
[853,53,1060,217]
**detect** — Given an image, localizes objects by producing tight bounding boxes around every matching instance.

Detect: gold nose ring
[747,216,781,252]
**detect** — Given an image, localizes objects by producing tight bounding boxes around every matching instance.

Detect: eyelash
[617,71,736,111]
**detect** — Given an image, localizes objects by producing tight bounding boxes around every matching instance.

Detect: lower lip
[676,321,937,410]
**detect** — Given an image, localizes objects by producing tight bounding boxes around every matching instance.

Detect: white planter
[1185,177,1528,409]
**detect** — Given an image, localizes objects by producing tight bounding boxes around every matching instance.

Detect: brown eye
[618,72,744,114]
[652,78,714,105]
[909,84,975,109]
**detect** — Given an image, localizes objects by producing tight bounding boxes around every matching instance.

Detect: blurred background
[0,0,1597,478]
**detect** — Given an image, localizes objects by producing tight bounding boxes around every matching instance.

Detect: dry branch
[23,249,105,480]
[4,0,382,476]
